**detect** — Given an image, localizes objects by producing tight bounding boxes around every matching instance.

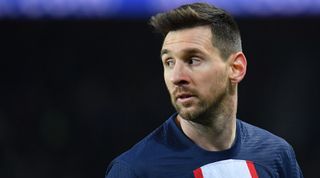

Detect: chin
[172,98,209,122]
[176,103,214,125]
[177,107,202,121]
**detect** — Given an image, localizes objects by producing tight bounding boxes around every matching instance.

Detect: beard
[171,80,230,125]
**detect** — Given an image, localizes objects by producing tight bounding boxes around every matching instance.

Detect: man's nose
[170,62,190,86]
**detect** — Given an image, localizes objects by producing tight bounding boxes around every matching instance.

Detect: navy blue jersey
[105,114,303,178]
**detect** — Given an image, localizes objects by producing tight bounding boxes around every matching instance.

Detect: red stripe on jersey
[246,161,259,178]
[193,168,204,178]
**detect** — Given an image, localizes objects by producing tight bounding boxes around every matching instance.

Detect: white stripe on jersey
[196,159,257,178]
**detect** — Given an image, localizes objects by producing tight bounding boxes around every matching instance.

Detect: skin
[161,25,247,151]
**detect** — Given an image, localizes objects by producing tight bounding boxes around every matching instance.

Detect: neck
[176,92,237,151]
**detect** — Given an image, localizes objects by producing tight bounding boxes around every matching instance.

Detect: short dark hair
[149,2,242,60]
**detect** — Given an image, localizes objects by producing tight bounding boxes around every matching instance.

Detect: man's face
[161,26,230,121]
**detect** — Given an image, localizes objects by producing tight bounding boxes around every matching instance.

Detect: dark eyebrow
[182,48,203,55]
[160,48,204,59]
[160,49,169,58]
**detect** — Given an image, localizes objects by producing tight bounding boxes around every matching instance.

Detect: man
[105,2,303,178]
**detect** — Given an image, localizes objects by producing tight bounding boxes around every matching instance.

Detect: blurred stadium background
[0,0,319,177]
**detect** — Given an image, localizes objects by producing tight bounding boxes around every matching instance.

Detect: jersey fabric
[105,113,303,178]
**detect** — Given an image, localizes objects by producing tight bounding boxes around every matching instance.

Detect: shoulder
[238,120,303,177]
[106,119,172,177]
[118,119,170,161]
[238,119,290,149]
[105,160,138,178]
[238,119,294,161]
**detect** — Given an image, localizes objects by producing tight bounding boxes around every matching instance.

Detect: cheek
[199,69,228,94]
[164,73,172,91]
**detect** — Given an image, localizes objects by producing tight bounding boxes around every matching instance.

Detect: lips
[172,87,197,104]
[175,93,195,104]
[177,93,193,99]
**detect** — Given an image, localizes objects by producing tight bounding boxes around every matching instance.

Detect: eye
[164,58,175,68]
[187,57,201,66]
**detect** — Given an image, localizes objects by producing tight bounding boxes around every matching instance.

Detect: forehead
[162,26,214,53]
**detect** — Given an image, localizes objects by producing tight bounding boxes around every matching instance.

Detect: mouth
[175,93,195,103]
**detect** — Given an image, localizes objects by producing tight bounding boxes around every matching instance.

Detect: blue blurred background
[1,0,320,18]
[0,0,319,178]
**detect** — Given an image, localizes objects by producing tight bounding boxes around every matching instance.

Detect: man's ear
[228,52,247,84]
